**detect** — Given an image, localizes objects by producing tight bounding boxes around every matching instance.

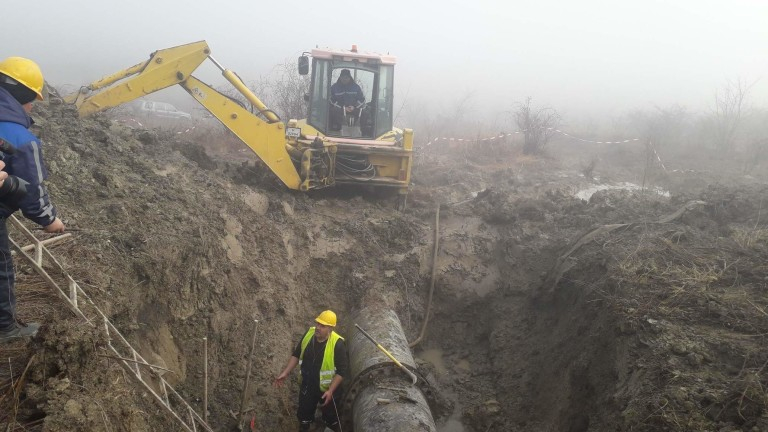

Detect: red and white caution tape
[420,128,672,173]
[176,125,197,135]
[550,128,640,144]
[424,128,641,147]
[114,117,144,128]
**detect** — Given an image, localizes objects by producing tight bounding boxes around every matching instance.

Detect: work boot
[0,321,40,344]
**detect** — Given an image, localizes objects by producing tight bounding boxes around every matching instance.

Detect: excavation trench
[3,101,767,432]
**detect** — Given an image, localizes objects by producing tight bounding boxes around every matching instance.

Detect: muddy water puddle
[417,348,468,432]
[419,348,448,375]
[440,418,467,432]
[575,182,670,200]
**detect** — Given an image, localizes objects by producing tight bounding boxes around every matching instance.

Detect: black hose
[409,204,440,348]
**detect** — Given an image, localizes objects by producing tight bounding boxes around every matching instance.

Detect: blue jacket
[330,81,365,109]
[0,87,57,226]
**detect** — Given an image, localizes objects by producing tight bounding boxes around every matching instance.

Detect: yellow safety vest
[299,327,344,392]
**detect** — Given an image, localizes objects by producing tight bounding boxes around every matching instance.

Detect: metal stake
[203,337,208,424]
[238,319,259,430]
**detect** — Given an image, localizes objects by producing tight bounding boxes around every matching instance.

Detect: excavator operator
[329,69,365,132]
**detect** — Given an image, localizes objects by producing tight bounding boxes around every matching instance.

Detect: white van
[133,101,192,120]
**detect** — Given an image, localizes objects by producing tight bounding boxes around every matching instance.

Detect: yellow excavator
[65,41,413,209]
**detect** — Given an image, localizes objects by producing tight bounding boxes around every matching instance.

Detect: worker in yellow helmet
[274,310,348,432]
[0,57,65,343]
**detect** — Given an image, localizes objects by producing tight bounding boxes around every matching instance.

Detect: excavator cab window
[307,59,394,140]
[373,65,394,138]
[308,60,331,132]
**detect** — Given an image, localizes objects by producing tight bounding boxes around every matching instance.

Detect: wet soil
[1,98,766,432]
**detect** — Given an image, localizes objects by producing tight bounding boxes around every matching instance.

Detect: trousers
[0,218,17,330]
[297,382,343,431]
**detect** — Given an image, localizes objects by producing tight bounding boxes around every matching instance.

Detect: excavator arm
[65,41,315,190]
[180,76,301,189]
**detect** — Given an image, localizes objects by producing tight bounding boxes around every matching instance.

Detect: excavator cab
[299,46,395,141]
[295,45,411,210]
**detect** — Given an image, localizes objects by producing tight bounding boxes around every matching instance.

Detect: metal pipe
[355,324,417,385]
[352,377,435,431]
[344,308,436,432]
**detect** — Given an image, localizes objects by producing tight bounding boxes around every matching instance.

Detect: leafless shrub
[249,60,309,121]
[513,96,560,155]
[713,78,755,151]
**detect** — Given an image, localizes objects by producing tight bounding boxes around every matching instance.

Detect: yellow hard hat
[0,57,45,101]
[315,310,337,327]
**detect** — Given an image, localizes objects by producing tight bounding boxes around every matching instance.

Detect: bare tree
[513,96,561,155]
[713,78,754,151]
[249,60,310,121]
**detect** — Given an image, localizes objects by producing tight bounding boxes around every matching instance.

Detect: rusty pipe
[344,307,436,432]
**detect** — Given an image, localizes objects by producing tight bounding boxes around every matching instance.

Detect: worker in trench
[0,57,66,343]
[274,310,349,432]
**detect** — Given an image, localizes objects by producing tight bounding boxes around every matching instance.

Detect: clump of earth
[0,95,766,432]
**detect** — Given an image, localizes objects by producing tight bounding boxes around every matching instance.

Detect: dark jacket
[0,87,57,226]
[330,80,365,109]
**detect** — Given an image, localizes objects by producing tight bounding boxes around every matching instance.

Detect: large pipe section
[343,307,437,432]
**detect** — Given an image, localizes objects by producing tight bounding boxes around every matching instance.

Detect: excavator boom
[66,41,305,189]
[66,41,210,115]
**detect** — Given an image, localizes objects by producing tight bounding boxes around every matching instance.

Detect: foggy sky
[3,0,767,122]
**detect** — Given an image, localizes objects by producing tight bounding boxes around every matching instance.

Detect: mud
[0,98,766,432]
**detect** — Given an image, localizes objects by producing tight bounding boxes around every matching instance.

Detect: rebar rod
[237,319,259,430]
[203,337,208,423]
